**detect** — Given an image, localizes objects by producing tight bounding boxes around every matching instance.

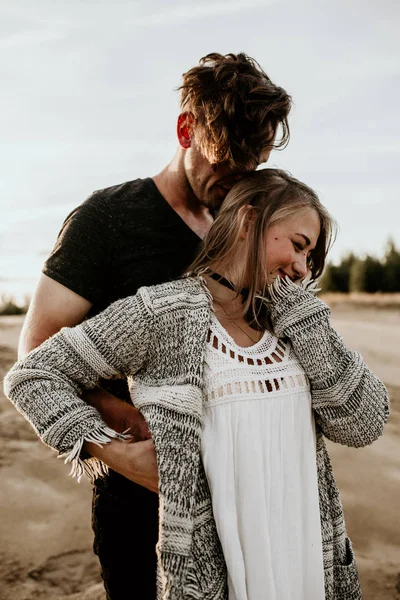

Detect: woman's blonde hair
[188,168,335,329]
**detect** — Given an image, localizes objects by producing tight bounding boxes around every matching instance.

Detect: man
[19,52,291,598]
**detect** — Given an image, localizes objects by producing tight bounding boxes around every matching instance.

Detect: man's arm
[19,274,150,440]
[85,438,158,493]
[19,274,92,358]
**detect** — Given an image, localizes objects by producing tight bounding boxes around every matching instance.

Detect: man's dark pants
[92,471,159,599]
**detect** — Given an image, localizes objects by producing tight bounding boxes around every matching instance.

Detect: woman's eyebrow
[295,233,311,246]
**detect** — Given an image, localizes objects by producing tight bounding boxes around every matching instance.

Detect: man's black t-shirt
[44,178,201,598]
[44,177,201,403]
[45,177,201,314]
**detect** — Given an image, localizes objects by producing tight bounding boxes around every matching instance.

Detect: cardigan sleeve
[268,278,390,448]
[3,288,153,479]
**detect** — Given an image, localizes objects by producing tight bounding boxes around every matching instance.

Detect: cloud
[0,28,67,48]
[0,204,74,234]
[132,0,279,27]
[1,0,279,36]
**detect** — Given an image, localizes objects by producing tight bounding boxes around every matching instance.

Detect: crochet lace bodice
[203,312,309,408]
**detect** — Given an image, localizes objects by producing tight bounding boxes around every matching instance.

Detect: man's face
[178,114,273,211]
[184,142,272,211]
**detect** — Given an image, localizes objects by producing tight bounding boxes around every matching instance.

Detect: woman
[4,169,389,600]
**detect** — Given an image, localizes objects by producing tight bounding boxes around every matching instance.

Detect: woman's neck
[203,273,245,315]
[203,273,263,346]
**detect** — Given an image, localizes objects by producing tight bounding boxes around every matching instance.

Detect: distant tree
[349,256,384,292]
[321,253,356,292]
[349,258,367,292]
[383,239,400,292]
[0,295,27,316]
[321,238,400,293]
[366,256,385,292]
[320,264,338,292]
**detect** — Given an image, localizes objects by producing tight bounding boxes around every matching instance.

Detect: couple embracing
[5,53,388,600]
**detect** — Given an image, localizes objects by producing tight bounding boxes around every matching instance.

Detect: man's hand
[84,388,151,441]
[84,438,158,493]
[123,439,158,493]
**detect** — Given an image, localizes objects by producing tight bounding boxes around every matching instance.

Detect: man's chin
[207,191,228,210]
[200,198,223,213]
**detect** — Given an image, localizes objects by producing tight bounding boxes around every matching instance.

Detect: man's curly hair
[179,53,292,171]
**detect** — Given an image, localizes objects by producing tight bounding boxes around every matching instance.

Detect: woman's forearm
[4,292,153,477]
[288,314,389,446]
[268,278,389,446]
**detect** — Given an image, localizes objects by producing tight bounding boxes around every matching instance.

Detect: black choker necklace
[208,271,249,297]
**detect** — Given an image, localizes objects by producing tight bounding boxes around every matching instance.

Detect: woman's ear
[177,112,194,149]
[237,205,256,239]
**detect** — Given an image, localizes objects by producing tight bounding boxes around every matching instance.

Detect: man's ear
[177,112,194,149]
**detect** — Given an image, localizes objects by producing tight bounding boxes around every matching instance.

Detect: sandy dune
[0,307,399,600]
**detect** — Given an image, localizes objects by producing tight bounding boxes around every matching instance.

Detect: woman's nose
[293,255,308,278]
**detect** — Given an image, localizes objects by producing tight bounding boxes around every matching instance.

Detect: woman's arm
[268,278,390,448]
[4,289,153,478]
[19,275,150,442]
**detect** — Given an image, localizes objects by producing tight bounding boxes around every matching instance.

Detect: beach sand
[0,306,399,600]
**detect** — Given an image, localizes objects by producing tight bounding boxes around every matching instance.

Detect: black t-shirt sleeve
[43,192,111,303]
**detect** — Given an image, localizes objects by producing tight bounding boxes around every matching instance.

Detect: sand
[0,307,399,600]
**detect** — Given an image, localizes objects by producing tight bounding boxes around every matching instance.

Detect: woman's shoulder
[138,276,212,310]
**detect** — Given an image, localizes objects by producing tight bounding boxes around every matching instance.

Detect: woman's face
[264,208,321,284]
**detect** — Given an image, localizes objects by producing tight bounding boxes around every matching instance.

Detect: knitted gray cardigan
[4,276,389,600]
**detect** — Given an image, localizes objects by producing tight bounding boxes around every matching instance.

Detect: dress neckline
[209,311,273,353]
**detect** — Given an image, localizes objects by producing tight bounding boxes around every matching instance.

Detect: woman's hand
[84,438,158,493]
[267,273,328,339]
[292,269,312,286]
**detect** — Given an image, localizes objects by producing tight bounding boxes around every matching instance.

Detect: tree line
[1,239,399,316]
[321,239,400,293]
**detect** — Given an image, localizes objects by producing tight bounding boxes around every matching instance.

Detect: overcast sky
[1,0,399,299]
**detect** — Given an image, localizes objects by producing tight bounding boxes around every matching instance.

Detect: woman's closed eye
[293,240,314,267]
[293,241,305,252]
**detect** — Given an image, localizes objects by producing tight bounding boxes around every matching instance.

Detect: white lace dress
[201,313,326,600]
